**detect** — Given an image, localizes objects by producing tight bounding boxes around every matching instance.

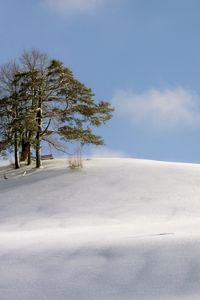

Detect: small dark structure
[41,154,54,160]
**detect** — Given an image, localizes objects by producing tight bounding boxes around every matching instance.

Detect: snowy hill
[1,158,200,300]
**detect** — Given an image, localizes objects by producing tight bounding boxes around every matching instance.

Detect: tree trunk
[27,145,31,165]
[20,139,29,162]
[36,105,42,168]
[36,135,41,168]
[21,136,32,165]
[14,131,20,169]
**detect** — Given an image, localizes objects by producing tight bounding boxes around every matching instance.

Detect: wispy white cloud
[43,0,106,15]
[112,87,200,129]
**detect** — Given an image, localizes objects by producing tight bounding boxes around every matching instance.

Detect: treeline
[0,49,113,168]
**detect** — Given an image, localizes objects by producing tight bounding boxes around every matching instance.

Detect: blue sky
[1,0,200,162]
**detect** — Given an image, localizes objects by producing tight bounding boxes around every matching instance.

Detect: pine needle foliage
[0,49,114,168]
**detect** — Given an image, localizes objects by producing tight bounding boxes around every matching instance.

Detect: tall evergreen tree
[0,50,114,168]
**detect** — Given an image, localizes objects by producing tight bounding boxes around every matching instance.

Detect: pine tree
[46,59,113,148]
[0,50,114,168]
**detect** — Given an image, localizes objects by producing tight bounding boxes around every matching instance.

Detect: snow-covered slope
[1,158,200,300]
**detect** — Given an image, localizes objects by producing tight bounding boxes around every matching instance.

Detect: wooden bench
[41,154,54,160]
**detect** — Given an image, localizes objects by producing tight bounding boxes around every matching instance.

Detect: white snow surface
[1,158,200,299]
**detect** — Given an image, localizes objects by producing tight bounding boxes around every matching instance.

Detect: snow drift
[0,158,200,299]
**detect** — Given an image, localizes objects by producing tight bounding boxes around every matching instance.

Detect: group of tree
[0,49,113,169]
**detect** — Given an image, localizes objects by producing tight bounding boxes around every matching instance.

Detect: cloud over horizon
[43,0,106,15]
[112,87,200,129]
